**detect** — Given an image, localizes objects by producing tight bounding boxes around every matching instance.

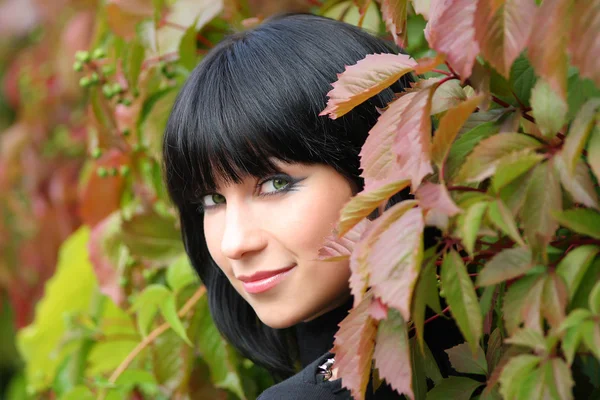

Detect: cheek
[203,215,228,272]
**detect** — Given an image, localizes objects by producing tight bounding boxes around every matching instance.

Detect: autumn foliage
[1,0,600,399]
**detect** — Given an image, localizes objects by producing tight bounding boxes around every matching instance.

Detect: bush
[3,0,600,399]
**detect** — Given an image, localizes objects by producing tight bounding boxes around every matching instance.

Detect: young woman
[163,13,460,399]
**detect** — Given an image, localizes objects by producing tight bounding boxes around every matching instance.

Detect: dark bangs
[164,13,410,206]
[162,13,412,380]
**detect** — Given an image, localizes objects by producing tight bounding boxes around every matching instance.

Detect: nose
[220,205,267,260]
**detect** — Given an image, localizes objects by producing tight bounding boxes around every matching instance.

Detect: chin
[257,313,298,329]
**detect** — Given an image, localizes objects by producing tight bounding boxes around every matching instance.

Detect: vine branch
[99,286,206,398]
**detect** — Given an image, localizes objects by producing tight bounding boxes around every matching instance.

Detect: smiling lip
[238,265,296,294]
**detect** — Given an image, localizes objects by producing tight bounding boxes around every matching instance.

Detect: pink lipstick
[238,265,296,294]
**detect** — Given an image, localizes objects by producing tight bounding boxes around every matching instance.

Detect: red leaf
[391,86,436,189]
[474,0,537,78]
[569,0,600,89]
[333,293,378,400]
[360,92,416,182]
[373,310,413,399]
[88,212,126,305]
[318,219,371,261]
[320,53,417,119]
[425,0,480,80]
[369,206,424,320]
[416,182,461,217]
[527,0,571,100]
[348,200,418,306]
[381,0,409,47]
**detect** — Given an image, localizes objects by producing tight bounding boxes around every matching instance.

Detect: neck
[294,296,353,368]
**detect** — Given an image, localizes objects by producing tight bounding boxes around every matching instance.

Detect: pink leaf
[88,212,126,305]
[369,297,389,320]
[425,0,480,80]
[569,0,600,89]
[320,53,417,119]
[332,293,378,400]
[373,310,413,399]
[474,0,537,78]
[527,0,570,100]
[360,92,416,182]
[318,219,372,261]
[381,0,409,47]
[348,200,418,306]
[416,182,461,216]
[369,205,425,321]
[391,86,435,189]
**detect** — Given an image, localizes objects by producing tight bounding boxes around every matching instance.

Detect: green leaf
[444,342,488,375]
[479,285,495,317]
[589,281,600,314]
[114,369,156,388]
[477,248,533,287]
[130,284,170,336]
[373,309,413,398]
[504,328,548,355]
[426,376,482,400]
[502,274,544,335]
[562,99,600,174]
[410,336,428,400]
[151,329,188,391]
[491,151,543,192]
[554,156,599,209]
[581,320,600,360]
[498,354,541,400]
[441,250,482,353]
[549,358,575,400]
[192,295,245,399]
[166,254,198,294]
[556,245,599,300]
[338,181,411,236]
[486,328,503,372]
[158,293,191,345]
[178,19,198,71]
[487,199,525,246]
[588,127,600,182]
[552,208,600,239]
[120,209,184,265]
[59,385,95,400]
[562,326,584,366]
[16,227,97,393]
[431,95,482,168]
[542,273,568,330]
[522,162,562,259]
[567,71,600,120]
[509,54,537,107]
[413,256,442,349]
[459,201,488,255]
[572,258,600,310]
[530,78,568,139]
[87,340,138,375]
[456,133,542,183]
[124,40,145,91]
[446,121,500,181]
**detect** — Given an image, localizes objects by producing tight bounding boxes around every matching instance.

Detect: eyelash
[195,174,300,212]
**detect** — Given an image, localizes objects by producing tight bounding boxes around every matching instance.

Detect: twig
[99,286,206,398]
[432,68,452,76]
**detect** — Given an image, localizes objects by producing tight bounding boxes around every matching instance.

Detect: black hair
[163,13,412,380]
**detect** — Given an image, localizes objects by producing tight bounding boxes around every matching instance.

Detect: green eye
[260,176,292,194]
[202,193,226,207]
[272,178,289,190]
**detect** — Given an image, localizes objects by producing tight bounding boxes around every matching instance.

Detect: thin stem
[444,62,458,77]
[432,68,452,76]
[357,0,373,27]
[101,286,206,395]
[422,306,451,326]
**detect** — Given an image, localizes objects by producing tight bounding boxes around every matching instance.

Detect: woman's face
[202,161,354,329]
